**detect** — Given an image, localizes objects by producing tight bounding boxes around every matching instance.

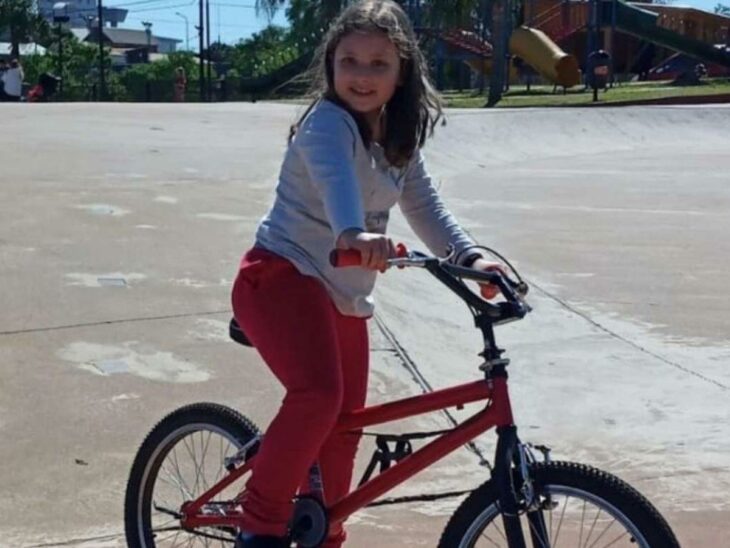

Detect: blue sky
[112,0,727,50]
[116,0,289,49]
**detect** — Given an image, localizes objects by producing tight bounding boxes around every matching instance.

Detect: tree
[286,0,327,45]
[715,3,730,16]
[23,34,110,100]
[119,52,199,101]
[256,0,347,45]
[255,0,287,20]
[229,24,298,77]
[0,0,50,58]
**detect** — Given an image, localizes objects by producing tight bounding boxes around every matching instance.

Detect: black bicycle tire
[438,461,680,548]
[124,402,260,548]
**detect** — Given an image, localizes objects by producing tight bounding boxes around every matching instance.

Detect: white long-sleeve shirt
[254,99,476,317]
[2,67,24,97]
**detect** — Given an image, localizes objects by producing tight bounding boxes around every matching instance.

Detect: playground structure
[430,26,581,89]
[429,0,730,105]
[240,0,730,106]
[528,0,730,73]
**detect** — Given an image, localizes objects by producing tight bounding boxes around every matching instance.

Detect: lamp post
[205,0,212,101]
[97,0,106,100]
[142,21,153,62]
[175,12,189,50]
[52,2,69,99]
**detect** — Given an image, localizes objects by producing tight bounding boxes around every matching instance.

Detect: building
[38,0,128,28]
[0,42,47,60]
[82,27,182,67]
[84,28,181,54]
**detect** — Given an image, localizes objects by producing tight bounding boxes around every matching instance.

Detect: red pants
[232,248,369,546]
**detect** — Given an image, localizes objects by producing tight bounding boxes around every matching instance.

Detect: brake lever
[498,275,532,313]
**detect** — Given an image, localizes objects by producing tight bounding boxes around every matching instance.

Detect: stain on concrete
[196,213,247,222]
[58,341,210,383]
[190,318,230,342]
[154,196,178,204]
[65,273,146,288]
[75,204,130,216]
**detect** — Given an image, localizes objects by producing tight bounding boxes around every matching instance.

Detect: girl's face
[332,31,402,119]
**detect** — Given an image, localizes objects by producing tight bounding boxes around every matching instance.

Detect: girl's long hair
[289,0,443,168]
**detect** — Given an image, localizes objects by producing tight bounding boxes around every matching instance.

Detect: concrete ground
[0,102,728,547]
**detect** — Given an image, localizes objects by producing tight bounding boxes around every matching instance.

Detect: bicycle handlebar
[330,243,410,268]
[329,246,531,324]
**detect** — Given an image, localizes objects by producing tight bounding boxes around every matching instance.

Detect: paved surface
[1,102,729,547]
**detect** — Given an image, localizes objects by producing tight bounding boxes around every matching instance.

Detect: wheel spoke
[526,513,549,548]
[551,494,569,546]
[548,496,553,543]
[584,507,603,548]
[160,463,194,500]
[183,435,201,495]
[171,445,196,499]
[601,531,631,548]
[198,431,213,493]
[478,530,503,548]
[587,516,618,548]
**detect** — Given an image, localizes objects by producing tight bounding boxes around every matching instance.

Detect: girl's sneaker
[234,533,290,548]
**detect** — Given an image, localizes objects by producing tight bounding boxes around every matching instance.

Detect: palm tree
[254,0,287,20]
[255,0,350,46]
[256,0,349,21]
[714,3,730,16]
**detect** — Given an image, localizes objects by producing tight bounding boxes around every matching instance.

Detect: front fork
[493,426,552,548]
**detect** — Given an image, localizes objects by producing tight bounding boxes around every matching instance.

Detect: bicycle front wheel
[439,461,679,548]
[124,402,260,548]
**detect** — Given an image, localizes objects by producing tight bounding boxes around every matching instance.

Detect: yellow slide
[465,26,581,87]
[509,26,581,87]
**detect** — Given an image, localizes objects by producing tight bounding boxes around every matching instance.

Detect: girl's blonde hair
[291,0,443,168]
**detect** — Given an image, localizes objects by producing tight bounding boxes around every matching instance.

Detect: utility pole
[96,0,106,100]
[205,0,212,101]
[198,0,205,101]
[58,22,63,97]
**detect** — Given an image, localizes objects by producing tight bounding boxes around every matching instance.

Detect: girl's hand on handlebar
[471,258,508,300]
[336,229,396,273]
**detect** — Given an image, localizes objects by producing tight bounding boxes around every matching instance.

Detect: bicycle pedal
[290,495,328,548]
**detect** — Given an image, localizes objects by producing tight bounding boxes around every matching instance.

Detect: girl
[232,1,502,546]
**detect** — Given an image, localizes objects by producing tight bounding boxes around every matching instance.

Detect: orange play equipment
[461,26,581,87]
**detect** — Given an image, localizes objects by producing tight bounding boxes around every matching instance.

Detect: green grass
[442,78,730,108]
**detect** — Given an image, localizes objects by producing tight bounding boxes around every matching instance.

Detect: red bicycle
[124,246,680,547]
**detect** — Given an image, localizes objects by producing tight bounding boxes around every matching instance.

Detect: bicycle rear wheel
[439,461,679,548]
[124,403,260,548]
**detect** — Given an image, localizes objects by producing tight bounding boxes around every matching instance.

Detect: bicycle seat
[229,317,253,347]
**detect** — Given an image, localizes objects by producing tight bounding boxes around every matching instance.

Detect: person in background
[0,59,8,101]
[1,59,24,102]
[174,66,187,102]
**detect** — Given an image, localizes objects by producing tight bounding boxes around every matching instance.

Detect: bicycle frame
[181,252,539,546]
[180,375,515,530]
